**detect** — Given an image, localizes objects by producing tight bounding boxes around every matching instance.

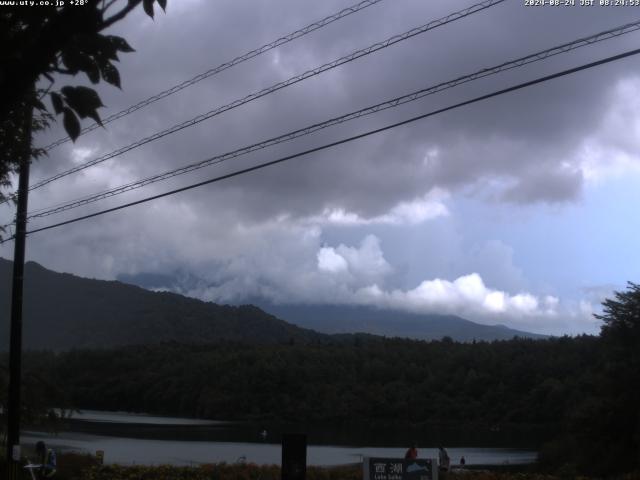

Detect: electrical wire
[40,0,386,151]
[2,46,635,242]
[26,0,506,193]
[24,19,640,220]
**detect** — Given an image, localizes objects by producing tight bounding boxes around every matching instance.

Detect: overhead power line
[4,46,637,242]
[24,19,640,220]
[41,0,386,151]
[26,0,505,193]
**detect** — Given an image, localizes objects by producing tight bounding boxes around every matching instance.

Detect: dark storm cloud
[2,0,638,334]
[25,0,640,222]
[501,164,584,204]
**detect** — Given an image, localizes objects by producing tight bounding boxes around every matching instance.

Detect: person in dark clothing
[438,446,450,471]
[404,444,418,459]
[35,441,57,479]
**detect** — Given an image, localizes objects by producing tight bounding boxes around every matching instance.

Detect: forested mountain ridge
[2,258,545,351]
[0,258,325,350]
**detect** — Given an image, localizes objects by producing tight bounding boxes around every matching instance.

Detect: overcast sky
[2,0,640,335]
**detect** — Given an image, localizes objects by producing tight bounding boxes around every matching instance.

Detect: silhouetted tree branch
[0,0,167,208]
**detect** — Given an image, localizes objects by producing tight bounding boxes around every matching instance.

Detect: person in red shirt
[404,444,418,459]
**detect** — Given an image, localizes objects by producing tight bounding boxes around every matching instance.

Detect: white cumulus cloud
[317,235,392,285]
[317,247,348,273]
[362,273,555,320]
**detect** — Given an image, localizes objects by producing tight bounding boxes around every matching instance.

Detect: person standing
[438,447,450,472]
[404,444,418,459]
[35,441,57,479]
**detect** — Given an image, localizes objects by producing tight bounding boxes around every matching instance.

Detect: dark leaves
[157,0,167,11]
[61,86,104,127]
[107,35,135,53]
[100,62,121,89]
[62,107,80,142]
[85,109,102,127]
[61,49,83,74]
[50,92,63,114]
[49,86,105,141]
[31,146,48,160]
[85,59,101,84]
[61,86,103,114]
[61,38,113,84]
[33,98,47,112]
[77,33,119,61]
[143,0,154,18]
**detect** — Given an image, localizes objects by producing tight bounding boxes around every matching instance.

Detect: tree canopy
[0,0,167,208]
[2,283,639,475]
[596,281,640,341]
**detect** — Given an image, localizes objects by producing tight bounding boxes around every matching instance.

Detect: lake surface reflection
[23,410,538,467]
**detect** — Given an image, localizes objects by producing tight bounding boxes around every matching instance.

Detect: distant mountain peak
[255,301,547,342]
[1,259,546,351]
[118,269,547,342]
[0,258,324,351]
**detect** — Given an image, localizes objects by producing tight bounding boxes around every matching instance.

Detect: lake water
[22,410,538,467]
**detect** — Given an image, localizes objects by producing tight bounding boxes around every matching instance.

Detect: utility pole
[5,96,33,480]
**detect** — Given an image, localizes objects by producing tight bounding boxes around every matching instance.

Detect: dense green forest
[1,283,639,476]
[19,337,592,425]
[0,334,633,475]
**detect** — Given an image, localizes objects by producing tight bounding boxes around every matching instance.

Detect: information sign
[363,457,437,480]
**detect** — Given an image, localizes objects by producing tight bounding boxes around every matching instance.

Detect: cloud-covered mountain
[0,258,545,351]
[118,270,547,341]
